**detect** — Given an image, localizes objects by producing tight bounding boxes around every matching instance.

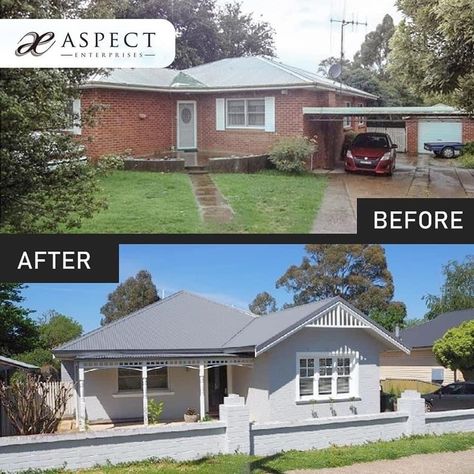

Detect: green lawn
[211,171,326,233]
[48,432,474,474]
[72,170,326,233]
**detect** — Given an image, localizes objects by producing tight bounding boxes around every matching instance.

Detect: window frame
[296,352,359,402]
[357,103,365,126]
[225,98,266,130]
[343,101,352,129]
[64,98,82,135]
[117,367,169,393]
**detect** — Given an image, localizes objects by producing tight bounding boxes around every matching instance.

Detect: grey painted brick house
[54,291,409,429]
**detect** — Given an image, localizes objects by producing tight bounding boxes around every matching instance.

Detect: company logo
[1,19,175,68]
[16,32,56,56]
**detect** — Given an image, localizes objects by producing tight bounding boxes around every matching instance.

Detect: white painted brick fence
[0,392,473,472]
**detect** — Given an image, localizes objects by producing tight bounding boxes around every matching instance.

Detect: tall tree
[0,284,38,356]
[389,0,474,112]
[249,291,277,315]
[38,310,83,349]
[423,256,474,320]
[433,320,474,381]
[111,0,275,68]
[275,245,403,327]
[0,0,117,233]
[319,16,421,106]
[369,301,407,332]
[100,270,160,325]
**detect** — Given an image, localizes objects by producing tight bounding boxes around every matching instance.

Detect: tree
[275,245,397,316]
[319,16,421,106]
[38,310,83,349]
[0,1,121,233]
[423,256,474,320]
[0,284,38,356]
[112,0,275,69]
[433,320,474,381]
[369,301,407,332]
[249,291,277,315]
[389,0,474,112]
[100,270,160,325]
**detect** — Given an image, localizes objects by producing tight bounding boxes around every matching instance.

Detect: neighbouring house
[0,355,38,383]
[75,56,375,168]
[54,291,409,430]
[380,309,474,385]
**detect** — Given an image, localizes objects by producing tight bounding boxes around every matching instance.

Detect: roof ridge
[54,291,185,352]
[180,290,256,319]
[259,295,341,319]
[257,56,312,84]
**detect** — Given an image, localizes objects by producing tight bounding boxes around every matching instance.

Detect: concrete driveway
[312,153,474,233]
[287,448,474,474]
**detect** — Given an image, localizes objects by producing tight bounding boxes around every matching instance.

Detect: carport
[303,104,471,168]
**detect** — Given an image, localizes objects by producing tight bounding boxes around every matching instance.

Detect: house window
[64,98,81,135]
[299,358,315,396]
[358,103,365,126]
[226,99,265,128]
[297,354,356,400]
[343,101,352,128]
[118,368,168,392]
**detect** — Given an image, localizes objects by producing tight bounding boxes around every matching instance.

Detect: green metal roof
[303,104,467,116]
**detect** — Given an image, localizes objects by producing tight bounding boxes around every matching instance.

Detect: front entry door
[177,101,197,150]
[208,366,227,415]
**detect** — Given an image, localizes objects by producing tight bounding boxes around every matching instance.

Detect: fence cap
[400,390,421,399]
[223,394,245,406]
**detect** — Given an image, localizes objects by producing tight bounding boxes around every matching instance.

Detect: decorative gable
[306,303,370,328]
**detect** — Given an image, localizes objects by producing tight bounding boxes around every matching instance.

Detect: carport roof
[303,104,467,116]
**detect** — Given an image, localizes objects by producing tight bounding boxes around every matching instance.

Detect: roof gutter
[80,82,376,99]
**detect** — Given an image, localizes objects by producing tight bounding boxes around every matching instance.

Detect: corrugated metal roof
[223,297,339,351]
[399,309,474,348]
[0,355,38,370]
[55,291,255,353]
[86,56,376,99]
[303,104,464,116]
[54,292,410,359]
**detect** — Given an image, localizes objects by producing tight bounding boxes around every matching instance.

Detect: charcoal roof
[399,309,474,348]
[55,292,408,359]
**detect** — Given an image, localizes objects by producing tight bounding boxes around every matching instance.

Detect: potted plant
[184,408,199,423]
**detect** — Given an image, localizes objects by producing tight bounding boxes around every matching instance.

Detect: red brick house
[76,56,376,168]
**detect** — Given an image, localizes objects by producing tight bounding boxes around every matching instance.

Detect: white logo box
[0,19,176,68]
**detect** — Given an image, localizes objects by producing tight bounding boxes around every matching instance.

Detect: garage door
[418,120,462,154]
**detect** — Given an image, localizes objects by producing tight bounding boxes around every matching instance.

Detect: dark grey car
[422,382,474,411]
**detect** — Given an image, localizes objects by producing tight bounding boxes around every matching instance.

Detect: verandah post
[199,363,205,420]
[78,362,86,432]
[142,363,148,426]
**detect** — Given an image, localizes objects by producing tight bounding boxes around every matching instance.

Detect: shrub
[96,153,126,175]
[462,141,474,155]
[341,130,357,157]
[459,153,474,169]
[148,399,164,424]
[269,136,317,173]
[185,408,197,416]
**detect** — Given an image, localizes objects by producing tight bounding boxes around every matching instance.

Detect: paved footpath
[288,448,474,474]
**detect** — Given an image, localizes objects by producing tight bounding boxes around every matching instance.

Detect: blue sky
[22,244,472,333]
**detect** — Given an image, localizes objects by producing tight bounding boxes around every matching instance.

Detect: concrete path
[188,172,234,223]
[311,154,473,234]
[288,448,474,474]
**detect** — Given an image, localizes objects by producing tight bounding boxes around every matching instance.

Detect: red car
[345,132,397,176]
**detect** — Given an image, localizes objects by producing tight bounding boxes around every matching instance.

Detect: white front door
[177,101,197,150]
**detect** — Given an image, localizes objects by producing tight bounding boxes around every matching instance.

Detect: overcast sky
[216,0,403,71]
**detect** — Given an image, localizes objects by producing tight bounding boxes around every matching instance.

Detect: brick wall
[81,89,174,160]
[463,118,474,143]
[1,394,473,472]
[80,87,368,168]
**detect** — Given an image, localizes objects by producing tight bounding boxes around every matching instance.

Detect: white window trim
[225,98,265,130]
[296,351,359,402]
[343,101,352,129]
[64,98,81,135]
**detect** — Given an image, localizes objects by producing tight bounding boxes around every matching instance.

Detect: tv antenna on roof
[330,17,368,89]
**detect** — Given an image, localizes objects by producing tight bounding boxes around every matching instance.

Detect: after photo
[1,244,473,471]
